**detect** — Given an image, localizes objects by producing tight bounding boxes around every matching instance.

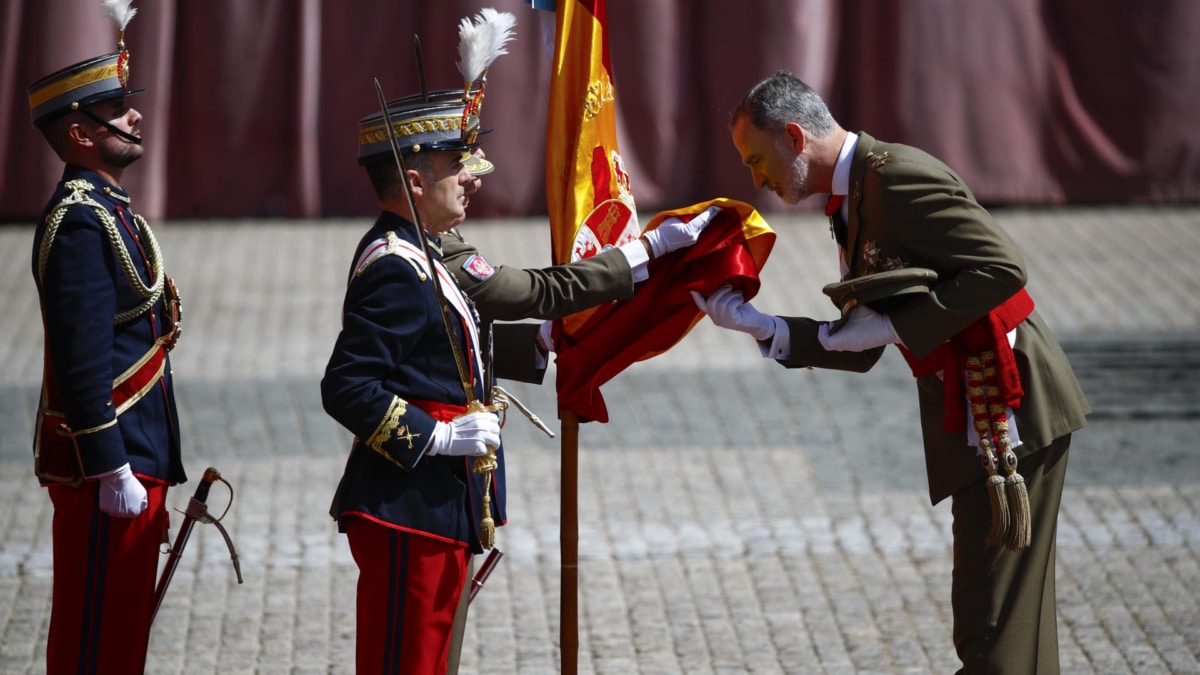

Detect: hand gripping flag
[543,0,774,422]
[555,199,774,421]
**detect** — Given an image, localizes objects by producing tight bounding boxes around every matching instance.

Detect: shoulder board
[354,231,429,280]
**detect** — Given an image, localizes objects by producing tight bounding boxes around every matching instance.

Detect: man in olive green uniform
[694,70,1089,674]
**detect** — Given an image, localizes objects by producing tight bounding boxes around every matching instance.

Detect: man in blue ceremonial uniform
[326,22,722,667]
[27,3,187,672]
[322,91,505,673]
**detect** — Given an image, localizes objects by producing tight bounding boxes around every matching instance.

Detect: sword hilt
[194,466,220,502]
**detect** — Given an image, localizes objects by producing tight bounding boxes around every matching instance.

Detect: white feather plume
[456,8,517,84]
[102,0,138,31]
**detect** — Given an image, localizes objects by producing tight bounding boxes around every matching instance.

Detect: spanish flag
[544,0,638,281]
[544,0,775,422]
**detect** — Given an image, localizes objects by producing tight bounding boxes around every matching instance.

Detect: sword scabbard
[150,466,241,626]
[468,547,504,604]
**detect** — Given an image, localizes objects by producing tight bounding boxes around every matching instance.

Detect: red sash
[408,399,468,423]
[897,289,1034,432]
[36,337,170,484]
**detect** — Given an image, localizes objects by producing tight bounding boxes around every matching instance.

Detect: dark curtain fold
[4,0,1198,222]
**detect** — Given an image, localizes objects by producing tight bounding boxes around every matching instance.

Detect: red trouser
[345,516,470,675]
[46,479,167,675]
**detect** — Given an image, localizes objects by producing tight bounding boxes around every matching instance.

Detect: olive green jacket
[441,228,633,322]
[441,227,635,383]
[779,132,1090,503]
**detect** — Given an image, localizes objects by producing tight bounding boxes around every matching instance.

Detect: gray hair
[730,70,836,138]
[364,150,436,201]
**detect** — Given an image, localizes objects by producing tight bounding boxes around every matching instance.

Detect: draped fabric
[4,0,1198,222]
[554,199,775,422]
[538,1,776,422]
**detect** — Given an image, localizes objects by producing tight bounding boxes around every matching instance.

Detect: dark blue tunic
[322,211,505,554]
[31,165,185,485]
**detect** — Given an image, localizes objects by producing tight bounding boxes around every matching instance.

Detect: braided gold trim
[28,63,120,110]
[58,417,118,438]
[363,396,422,471]
[112,341,168,416]
[38,180,166,324]
[358,114,463,146]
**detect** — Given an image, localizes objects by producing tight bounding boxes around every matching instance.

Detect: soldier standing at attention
[322,84,509,672]
[351,14,723,670]
[27,1,186,672]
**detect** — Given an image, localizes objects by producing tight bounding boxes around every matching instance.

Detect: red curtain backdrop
[4,0,1199,222]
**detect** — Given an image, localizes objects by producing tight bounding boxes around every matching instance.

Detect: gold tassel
[478,473,496,550]
[968,356,1009,546]
[473,451,498,549]
[991,406,1031,550]
[980,438,1010,547]
[465,400,503,550]
[471,441,498,551]
[1004,469,1031,550]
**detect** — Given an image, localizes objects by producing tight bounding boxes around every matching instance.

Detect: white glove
[641,205,723,258]
[817,305,902,352]
[537,320,554,353]
[427,412,501,457]
[691,283,776,341]
[97,463,148,518]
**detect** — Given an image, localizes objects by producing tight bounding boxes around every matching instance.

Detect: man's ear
[66,120,95,148]
[406,168,424,197]
[783,122,805,154]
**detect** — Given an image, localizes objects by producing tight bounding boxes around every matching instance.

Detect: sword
[150,466,243,625]
[468,547,504,604]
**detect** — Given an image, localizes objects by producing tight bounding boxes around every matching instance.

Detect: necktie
[826,194,847,248]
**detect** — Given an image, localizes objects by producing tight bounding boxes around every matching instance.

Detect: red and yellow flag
[555,199,775,421]
[544,0,775,422]
[545,0,639,279]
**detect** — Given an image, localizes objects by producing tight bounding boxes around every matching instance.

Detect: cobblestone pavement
[1,207,1198,674]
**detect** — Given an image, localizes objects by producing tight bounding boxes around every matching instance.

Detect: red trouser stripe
[346,516,469,674]
[47,481,167,675]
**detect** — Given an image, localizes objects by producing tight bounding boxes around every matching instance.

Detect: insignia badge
[117,50,131,88]
[861,240,909,273]
[868,151,890,171]
[862,240,882,270]
[395,425,421,450]
[463,254,495,281]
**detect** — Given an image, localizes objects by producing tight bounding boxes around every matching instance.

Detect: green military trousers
[951,435,1072,674]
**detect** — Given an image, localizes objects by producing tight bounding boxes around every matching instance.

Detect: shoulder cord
[38,179,165,324]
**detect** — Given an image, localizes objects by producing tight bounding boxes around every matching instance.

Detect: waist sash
[897,288,1034,432]
[36,337,170,484]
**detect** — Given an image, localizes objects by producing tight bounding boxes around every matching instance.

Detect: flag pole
[560,409,580,673]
